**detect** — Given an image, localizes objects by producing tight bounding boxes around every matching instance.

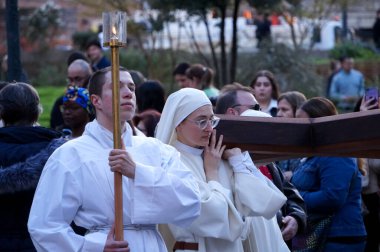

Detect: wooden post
[110,39,123,240]
[216,110,380,163]
[103,11,127,240]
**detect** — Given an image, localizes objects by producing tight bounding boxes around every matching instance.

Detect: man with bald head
[67,59,92,88]
[50,59,92,130]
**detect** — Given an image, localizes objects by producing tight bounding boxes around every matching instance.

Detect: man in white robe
[28,67,201,252]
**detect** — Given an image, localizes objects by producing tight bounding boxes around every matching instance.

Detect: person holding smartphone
[354,94,380,252]
[360,87,379,111]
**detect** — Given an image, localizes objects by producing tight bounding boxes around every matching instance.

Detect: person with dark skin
[61,86,94,139]
[50,59,92,130]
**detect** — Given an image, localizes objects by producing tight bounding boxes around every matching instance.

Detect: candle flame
[112,26,117,36]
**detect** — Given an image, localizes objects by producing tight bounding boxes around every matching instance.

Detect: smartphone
[365,87,379,107]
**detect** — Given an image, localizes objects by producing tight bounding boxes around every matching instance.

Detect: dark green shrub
[329,42,378,60]
[72,31,99,51]
[236,43,323,97]
[32,65,66,87]
[118,48,148,76]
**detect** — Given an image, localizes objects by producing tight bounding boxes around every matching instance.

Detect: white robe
[163,141,287,252]
[28,120,201,252]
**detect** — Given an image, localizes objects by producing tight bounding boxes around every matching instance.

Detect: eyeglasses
[186,116,220,130]
[231,103,261,111]
[67,76,88,85]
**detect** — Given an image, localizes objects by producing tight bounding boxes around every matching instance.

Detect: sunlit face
[227,90,259,115]
[252,76,273,103]
[187,77,200,89]
[277,99,294,118]
[86,45,102,62]
[175,74,191,89]
[176,105,214,148]
[91,71,136,125]
[67,66,90,87]
[62,101,89,128]
[342,58,354,72]
[295,109,309,119]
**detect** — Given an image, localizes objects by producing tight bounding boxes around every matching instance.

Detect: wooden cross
[216,110,380,163]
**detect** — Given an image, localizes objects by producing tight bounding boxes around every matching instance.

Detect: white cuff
[228,152,256,174]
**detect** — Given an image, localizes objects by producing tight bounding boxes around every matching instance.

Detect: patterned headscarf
[62,86,94,115]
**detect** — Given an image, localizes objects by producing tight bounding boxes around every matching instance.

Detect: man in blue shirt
[329,56,365,112]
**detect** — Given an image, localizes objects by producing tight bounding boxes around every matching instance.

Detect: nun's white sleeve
[229,152,286,219]
[129,141,201,227]
[181,179,245,241]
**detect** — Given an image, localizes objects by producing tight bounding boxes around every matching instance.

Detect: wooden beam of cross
[215,110,380,163]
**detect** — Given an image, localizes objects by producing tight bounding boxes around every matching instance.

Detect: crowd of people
[0,37,379,252]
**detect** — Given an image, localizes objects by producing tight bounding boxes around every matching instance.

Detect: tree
[5,0,22,82]
[25,1,63,50]
[149,0,232,85]
[277,0,361,51]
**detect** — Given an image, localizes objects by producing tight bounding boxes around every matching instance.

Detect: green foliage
[36,86,66,127]
[25,2,62,43]
[236,43,323,98]
[32,65,67,87]
[118,48,184,92]
[72,31,99,51]
[119,48,148,76]
[329,42,379,60]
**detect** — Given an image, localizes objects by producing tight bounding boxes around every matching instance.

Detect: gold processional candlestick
[102,11,127,241]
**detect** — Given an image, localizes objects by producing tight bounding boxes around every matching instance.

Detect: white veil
[241,109,272,117]
[155,88,211,145]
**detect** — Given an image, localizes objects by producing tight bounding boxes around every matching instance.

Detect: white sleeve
[180,179,245,241]
[130,143,201,228]
[27,152,106,252]
[229,152,287,219]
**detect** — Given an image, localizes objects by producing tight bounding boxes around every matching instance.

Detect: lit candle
[111,25,118,40]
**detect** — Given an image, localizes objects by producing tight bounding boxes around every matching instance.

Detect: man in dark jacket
[85,39,111,72]
[0,82,65,251]
[215,83,307,249]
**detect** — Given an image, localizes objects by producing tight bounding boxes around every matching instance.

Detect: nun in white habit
[156,88,287,252]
